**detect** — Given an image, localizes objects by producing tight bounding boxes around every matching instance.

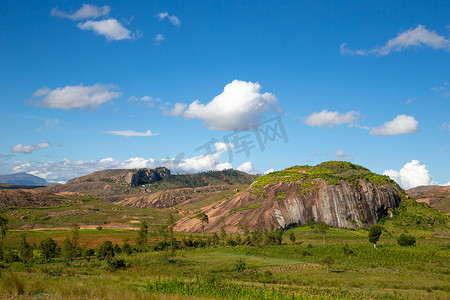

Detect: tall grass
[0,270,26,296]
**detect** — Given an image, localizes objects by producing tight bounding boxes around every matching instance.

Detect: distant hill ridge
[45,167,258,204]
[174,161,405,233]
[0,172,46,186]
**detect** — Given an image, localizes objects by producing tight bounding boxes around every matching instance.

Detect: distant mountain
[407,185,450,214]
[0,172,46,186]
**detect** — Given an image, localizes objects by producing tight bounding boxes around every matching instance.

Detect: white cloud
[237,162,257,174]
[163,103,187,116]
[383,160,437,189]
[339,43,368,56]
[103,130,158,137]
[157,12,180,26]
[441,122,450,131]
[77,19,134,40]
[370,115,419,135]
[33,87,51,97]
[31,83,121,110]
[304,110,359,128]
[11,142,51,154]
[264,168,275,175]
[431,82,449,92]
[45,118,60,127]
[9,143,235,182]
[182,80,279,131]
[51,4,111,20]
[341,25,450,56]
[405,96,419,104]
[155,33,165,42]
[334,149,353,161]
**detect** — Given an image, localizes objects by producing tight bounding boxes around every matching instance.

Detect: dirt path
[13,224,140,231]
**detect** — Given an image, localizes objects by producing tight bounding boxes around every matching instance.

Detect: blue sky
[0,1,449,188]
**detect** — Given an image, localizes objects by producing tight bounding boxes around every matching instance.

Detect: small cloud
[405,96,419,104]
[339,43,368,56]
[334,149,353,161]
[51,4,110,20]
[103,130,158,137]
[127,96,138,102]
[45,118,60,127]
[441,121,450,131]
[304,110,359,128]
[30,83,121,110]
[11,142,51,154]
[237,162,260,175]
[370,115,419,135]
[439,146,447,153]
[77,19,134,41]
[383,160,437,189]
[157,12,180,26]
[163,103,187,116]
[155,33,164,43]
[0,154,15,159]
[341,25,450,56]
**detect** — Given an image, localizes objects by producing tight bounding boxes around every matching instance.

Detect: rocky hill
[45,168,257,205]
[407,185,450,214]
[174,161,404,233]
[0,172,46,186]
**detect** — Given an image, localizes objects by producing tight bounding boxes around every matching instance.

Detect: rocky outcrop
[125,167,170,186]
[66,167,170,186]
[174,162,404,233]
[117,185,233,208]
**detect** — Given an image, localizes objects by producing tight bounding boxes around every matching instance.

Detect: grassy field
[0,224,448,299]
[0,181,448,299]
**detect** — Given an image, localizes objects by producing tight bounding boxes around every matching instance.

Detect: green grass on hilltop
[251,161,402,191]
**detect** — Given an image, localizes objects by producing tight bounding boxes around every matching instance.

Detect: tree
[196,212,209,239]
[135,221,148,250]
[0,215,7,260]
[289,232,296,244]
[321,256,334,273]
[62,237,76,263]
[97,241,115,261]
[368,225,382,249]
[19,234,33,264]
[122,238,133,255]
[71,223,80,250]
[314,222,329,245]
[39,238,58,261]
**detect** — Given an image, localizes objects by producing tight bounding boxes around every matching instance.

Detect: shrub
[3,250,20,263]
[234,258,246,272]
[106,258,126,272]
[343,243,354,256]
[397,234,416,246]
[97,241,115,260]
[289,232,296,243]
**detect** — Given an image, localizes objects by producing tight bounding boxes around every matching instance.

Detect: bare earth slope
[408,185,450,214]
[0,189,79,207]
[174,161,404,233]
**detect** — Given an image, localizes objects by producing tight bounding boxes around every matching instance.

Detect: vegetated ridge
[0,172,46,186]
[45,167,257,206]
[174,161,404,233]
[407,185,450,214]
[0,189,80,208]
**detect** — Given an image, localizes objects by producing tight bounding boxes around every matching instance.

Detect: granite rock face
[125,167,171,186]
[174,163,404,233]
